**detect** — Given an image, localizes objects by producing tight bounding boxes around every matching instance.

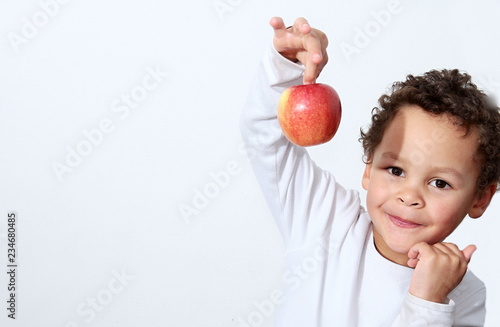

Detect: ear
[362,163,372,191]
[469,183,497,219]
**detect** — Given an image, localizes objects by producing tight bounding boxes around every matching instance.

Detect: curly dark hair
[359,69,500,194]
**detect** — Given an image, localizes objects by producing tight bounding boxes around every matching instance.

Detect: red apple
[277,83,342,147]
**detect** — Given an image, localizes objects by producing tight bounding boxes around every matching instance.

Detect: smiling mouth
[388,214,422,229]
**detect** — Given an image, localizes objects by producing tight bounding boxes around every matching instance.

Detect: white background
[0,0,499,326]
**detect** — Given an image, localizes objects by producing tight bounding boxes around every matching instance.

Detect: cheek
[432,201,464,229]
[434,202,448,217]
[433,202,455,221]
[366,183,388,207]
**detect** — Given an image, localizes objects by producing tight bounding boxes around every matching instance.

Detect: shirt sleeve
[240,44,361,251]
[450,270,486,326]
[392,285,485,327]
[392,292,455,326]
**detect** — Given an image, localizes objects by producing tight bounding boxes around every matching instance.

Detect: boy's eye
[388,167,404,177]
[430,179,451,189]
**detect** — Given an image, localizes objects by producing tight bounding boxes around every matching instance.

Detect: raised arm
[240,18,359,250]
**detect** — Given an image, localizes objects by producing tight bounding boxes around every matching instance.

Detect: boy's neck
[373,231,410,267]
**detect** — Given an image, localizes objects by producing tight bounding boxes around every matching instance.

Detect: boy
[240,17,500,326]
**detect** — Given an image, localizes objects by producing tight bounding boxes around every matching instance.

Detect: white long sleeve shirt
[240,44,486,327]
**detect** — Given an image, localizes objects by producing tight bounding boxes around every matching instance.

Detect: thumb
[269,17,287,38]
[462,244,477,263]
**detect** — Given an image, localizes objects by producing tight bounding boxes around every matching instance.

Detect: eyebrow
[431,167,464,181]
[380,152,400,160]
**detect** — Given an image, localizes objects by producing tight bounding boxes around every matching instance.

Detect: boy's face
[362,105,492,265]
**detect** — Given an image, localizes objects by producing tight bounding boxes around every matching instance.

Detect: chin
[381,235,415,255]
[387,241,412,254]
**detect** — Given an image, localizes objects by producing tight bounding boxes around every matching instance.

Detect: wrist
[409,290,448,304]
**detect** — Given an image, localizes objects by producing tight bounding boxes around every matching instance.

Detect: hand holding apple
[277,83,342,147]
[270,17,328,84]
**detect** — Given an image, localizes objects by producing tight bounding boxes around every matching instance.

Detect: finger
[431,242,476,264]
[269,16,287,38]
[301,32,325,84]
[407,242,429,259]
[462,244,477,263]
[407,242,433,268]
[284,20,318,52]
[407,258,419,268]
[292,17,312,34]
[303,29,329,84]
[432,242,460,255]
[271,17,313,56]
[303,61,319,84]
[434,243,475,265]
[407,247,419,260]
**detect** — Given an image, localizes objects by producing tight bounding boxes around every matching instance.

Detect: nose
[397,182,424,208]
